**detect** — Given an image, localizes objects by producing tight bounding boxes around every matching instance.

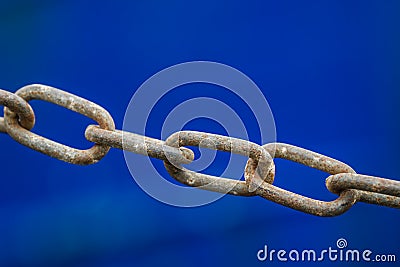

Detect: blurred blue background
[0,0,399,266]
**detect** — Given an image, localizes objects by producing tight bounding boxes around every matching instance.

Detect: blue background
[0,0,399,266]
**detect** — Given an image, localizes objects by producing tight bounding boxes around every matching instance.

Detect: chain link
[0,89,35,132]
[1,84,399,216]
[164,131,275,196]
[4,84,115,164]
[244,143,359,216]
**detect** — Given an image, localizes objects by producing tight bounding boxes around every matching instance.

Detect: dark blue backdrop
[0,1,399,266]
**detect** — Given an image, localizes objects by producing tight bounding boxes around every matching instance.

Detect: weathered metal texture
[85,125,194,164]
[326,173,400,208]
[262,143,356,174]
[255,184,360,217]
[0,89,35,132]
[1,84,399,217]
[246,143,359,216]
[4,84,115,165]
[0,118,5,133]
[163,131,275,196]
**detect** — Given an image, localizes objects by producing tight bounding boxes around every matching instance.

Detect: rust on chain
[163,131,275,196]
[85,125,194,164]
[4,84,115,165]
[262,143,356,174]
[256,185,359,217]
[245,143,358,216]
[0,118,4,133]
[0,84,399,217]
[326,173,400,208]
[0,89,35,132]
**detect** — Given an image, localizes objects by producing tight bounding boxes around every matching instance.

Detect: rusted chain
[0,89,35,132]
[164,131,275,196]
[4,84,115,165]
[85,125,194,164]
[326,173,400,207]
[1,84,399,216]
[245,143,359,216]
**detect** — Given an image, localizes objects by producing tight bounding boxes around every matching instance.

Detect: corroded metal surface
[1,84,399,216]
[326,173,400,207]
[245,143,359,216]
[164,131,275,196]
[0,89,35,132]
[85,125,194,164]
[4,84,115,165]
[255,184,359,217]
[261,143,356,174]
[0,118,4,133]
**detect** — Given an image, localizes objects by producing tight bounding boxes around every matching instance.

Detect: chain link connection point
[1,84,399,216]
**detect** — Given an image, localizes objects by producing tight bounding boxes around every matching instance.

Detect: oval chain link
[4,84,115,165]
[245,143,359,216]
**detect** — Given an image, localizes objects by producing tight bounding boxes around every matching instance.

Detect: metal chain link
[1,84,399,216]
